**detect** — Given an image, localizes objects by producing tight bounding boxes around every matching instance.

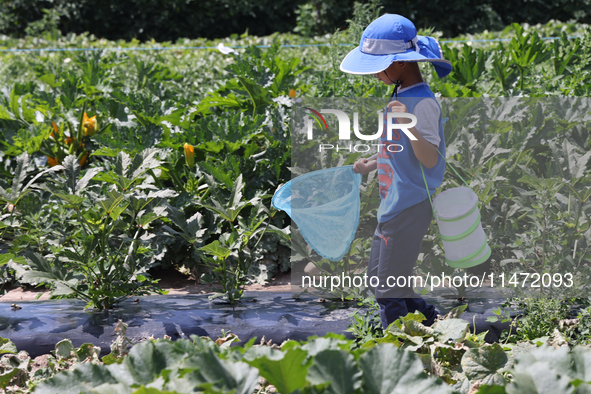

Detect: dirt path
[0,270,292,302]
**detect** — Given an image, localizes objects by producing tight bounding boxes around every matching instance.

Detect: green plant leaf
[446,304,468,319]
[509,341,538,357]
[164,205,207,243]
[165,205,189,233]
[137,212,163,228]
[301,337,350,356]
[391,311,426,330]
[39,73,62,88]
[0,151,46,206]
[176,351,259,394]
[0,368,21,389]
[403,320,435,337]
[307,349,362,394]
[200,241,231,259]
[98,190,129,220]
[0,254,24,266]
[55,339,75,360]
[0,337,17,355]
[76,343,101,362]
[563,140,591,180]
[461,344,509,386]
[247,347,309,394]
[114,151,133,179]
[62,155,81,194]
[506,361,573,394]
[129,148,161,181]
[20,252,69,284]
[514,346,571,377]
[104,149,159,192]
[54,193,86,207]
[75,167,101,195]
[571,347,591,384]
[475,385,508,393]
[118,340,195,386]
[52,280,78,296]
[196,141,225,154]
[130,189,176,214]
[230,173,244,208]
[10,151,30,201]
[34,363,121,394]
[199,162,235,189]
[358,343,452,394]
[186,212,206,241]
[0,105,14,121]
[432,319,470,343]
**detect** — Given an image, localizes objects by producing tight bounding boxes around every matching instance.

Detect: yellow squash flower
[83,112,97,136]
[51,121,58,138]
[79,152,89,167]
[46,156,59,167]
[184,143,195,168]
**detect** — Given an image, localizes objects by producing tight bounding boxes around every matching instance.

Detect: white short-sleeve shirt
[396,83,441,146]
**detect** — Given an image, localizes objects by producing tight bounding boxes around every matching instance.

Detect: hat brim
[340,46,453,78]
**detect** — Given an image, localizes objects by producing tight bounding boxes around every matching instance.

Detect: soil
[0,270,293,303]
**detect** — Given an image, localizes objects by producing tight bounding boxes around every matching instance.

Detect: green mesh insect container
[432,186,491,268]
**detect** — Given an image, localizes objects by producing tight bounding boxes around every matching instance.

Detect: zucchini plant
[9,150,174,309]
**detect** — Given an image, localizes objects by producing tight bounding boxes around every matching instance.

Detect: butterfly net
[272,165,362,261]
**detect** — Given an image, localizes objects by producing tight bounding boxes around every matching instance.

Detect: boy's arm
[388,100,439,169]
[407,128,438,168]
[353,157,377,174]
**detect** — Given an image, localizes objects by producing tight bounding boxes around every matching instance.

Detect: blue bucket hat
[340,14,452,78]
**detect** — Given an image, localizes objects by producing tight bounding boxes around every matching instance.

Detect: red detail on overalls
[378,114,401,159]
[378,163,394,199]
[377,111,402,198]
[381,115,401,138]
[381,235,390,245]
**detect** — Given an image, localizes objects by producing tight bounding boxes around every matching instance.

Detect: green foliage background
[1,0,591,41]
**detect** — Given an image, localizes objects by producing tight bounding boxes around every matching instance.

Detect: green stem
[123,227,141,274]
[108,230,132,278]
[509,149,525,175]
[503,322,515,345]
[74,206,93,237]
[341,249,351,302]
[168,167,184,191]
[568,200,583,259]
[68,238,100,283]
[238,217,273,296]
[55,278,94,303]
[237,78,257,118]
[147,169,164,189]
[0,208,15,241]
[541,203,547,268]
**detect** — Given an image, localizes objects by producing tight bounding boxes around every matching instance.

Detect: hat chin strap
[384,68,397,84]
[383,69,402,99]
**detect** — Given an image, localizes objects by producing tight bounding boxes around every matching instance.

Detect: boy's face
[374,62,406,85]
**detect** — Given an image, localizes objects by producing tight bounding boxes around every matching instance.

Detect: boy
[340,14,452,328]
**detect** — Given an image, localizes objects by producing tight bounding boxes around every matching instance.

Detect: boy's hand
[353,157,377,174]
[387,100,411,124]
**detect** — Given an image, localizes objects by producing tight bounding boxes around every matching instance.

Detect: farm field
[0,2,591,392]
